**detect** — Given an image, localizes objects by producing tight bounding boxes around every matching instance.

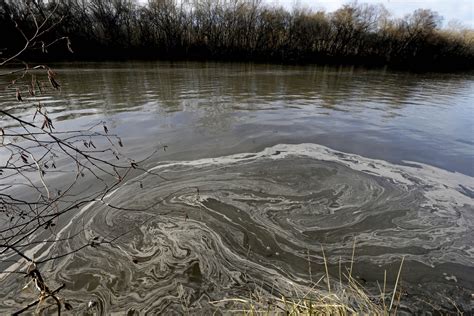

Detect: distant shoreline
[14,55,474,74]
[2,1,473,72]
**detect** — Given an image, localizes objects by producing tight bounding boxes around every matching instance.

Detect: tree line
[1,0,473,70]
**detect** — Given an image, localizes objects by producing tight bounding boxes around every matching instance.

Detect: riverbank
[1,1,473,72]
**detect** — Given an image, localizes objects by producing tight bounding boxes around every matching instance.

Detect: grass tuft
[211,243,406,315]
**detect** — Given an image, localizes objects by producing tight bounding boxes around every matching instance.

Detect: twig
[12,283,65,315]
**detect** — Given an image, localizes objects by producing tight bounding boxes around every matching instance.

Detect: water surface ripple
[3,144,472,313]
[0,63,473,313]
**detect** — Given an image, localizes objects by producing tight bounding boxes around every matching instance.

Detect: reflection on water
[0,62,473,313]
[2,62,471,174]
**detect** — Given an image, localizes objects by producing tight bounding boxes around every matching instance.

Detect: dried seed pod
[48,75,60,90]
[47,68,56,78]
[46,116,54,130]
[67,38,74,53]
[40,116,53,130]
[47,69,60,90]
[28,84,35,96]
[16,89,22,102]
[33,102,42,121]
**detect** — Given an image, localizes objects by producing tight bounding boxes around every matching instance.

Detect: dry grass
[211,241,405,315]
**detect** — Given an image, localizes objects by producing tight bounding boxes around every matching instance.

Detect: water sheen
[0,62,473,313]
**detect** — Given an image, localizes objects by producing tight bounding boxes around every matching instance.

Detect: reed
[211,243,406,315]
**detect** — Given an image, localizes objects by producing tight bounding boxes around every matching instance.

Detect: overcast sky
[271,0,473,27]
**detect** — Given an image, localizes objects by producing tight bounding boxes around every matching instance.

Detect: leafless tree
[2,0,473,69]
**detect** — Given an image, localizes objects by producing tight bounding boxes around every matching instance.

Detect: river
[1,61,473,314]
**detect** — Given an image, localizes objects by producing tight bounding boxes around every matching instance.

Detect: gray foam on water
[1,143,473,313]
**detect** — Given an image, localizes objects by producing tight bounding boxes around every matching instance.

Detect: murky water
[1,62,473,313]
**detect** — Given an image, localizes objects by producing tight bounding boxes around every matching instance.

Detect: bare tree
[3,0,472,69]
[0,2,161,314]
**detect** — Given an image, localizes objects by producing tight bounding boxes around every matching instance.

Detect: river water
[1,62,473,313]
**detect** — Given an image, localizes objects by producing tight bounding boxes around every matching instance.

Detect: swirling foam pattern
[1,143,473,313]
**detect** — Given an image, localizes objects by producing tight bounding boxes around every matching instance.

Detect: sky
[272,0,474,28]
